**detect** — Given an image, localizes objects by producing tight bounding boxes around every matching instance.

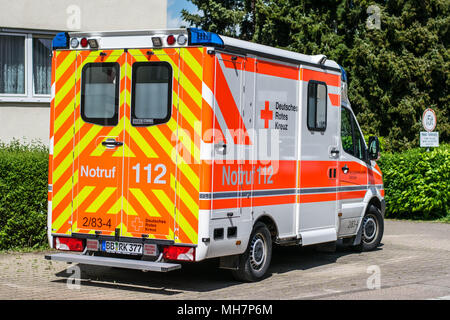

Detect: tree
[182,0,449,152]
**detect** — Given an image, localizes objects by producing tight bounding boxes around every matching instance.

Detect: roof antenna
[319,55,327,65]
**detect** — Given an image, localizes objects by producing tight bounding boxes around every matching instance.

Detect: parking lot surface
[0,220,449,300]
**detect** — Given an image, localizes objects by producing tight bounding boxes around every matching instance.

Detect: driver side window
[341,107,366,160]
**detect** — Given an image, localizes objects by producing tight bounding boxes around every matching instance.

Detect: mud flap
[352,221,363,246]
[219,254,240,270]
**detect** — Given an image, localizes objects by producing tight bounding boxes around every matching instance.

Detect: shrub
[377,144,450,220]
[0,140,49,250]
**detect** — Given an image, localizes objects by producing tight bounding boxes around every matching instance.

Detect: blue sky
[167,0,199,28]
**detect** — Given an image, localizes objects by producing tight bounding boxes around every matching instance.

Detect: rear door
[73,50,126,235]
[123,49,179,240]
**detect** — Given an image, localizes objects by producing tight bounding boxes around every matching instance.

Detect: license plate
[102,241,143,255]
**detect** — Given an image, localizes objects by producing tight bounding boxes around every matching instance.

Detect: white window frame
[0,31,54,103]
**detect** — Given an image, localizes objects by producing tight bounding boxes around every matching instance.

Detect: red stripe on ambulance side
[255,59,299,80]
[328,93,340,107]
[215,60,250,145]
[338,191,366,201]
[299,161,338,189]
[222,57,299,80]
[302,69,340,87]
[199,195,297,210]
[299,193,337,203]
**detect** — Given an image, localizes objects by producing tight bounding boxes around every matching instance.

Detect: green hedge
[377,144,450,220]
[0,140,48,250]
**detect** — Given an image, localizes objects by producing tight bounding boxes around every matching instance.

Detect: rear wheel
[231,222,272,282]
[354,205,384,252]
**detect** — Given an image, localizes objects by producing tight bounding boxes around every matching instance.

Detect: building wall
[0,0,167,31]
[0,0,167,146]
[0,105,50,144]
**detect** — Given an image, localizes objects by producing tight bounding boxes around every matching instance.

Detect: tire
[353,205,384,252]
[231,222,272,282]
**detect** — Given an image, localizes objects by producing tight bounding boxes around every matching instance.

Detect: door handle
[341,164,349,174]
[102,138,123,148]
[330,149,340,157]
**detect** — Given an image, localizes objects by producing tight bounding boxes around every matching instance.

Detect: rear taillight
[80,37,88,48]
[166,35,176,45]
[54,237,84,252]
[163,246,195,261]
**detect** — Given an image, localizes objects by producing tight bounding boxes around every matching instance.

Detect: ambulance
[45,28,385,282]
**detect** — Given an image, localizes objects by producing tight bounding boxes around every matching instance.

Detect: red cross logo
[260,101,273,129]
[131,217,144,231]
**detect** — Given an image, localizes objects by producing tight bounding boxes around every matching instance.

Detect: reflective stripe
[199,184,383,200]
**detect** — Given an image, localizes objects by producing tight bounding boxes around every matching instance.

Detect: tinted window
[81,63,119,126]
[131,62,172,126]
[307,81,327,131]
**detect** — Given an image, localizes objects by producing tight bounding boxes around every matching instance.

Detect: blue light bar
[339,64,347,82]
[52,32,69,50]
[188,28,224,47]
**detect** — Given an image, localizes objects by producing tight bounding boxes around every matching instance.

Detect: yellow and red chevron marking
[51,50,126,236]
[50,47,204,245]
[121,50,176,240]
[48,51,56,203]
[51,50,77,235]
[73,50,126,236]
[124,48,203,244]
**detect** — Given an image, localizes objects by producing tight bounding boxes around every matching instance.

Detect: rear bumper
[45,253,181,272]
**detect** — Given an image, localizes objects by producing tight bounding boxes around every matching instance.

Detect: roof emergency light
[52,32,69,50]
[188,28,224,47]
[339,65,348,82]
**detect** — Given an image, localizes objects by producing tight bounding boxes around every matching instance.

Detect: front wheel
[353,205,384,252]
[231,222,272,282]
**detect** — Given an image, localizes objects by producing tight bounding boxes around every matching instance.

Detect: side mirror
[368,136,380,160]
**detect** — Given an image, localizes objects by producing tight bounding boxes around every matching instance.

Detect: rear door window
[81,62,119,126]
[131,62,172,126]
